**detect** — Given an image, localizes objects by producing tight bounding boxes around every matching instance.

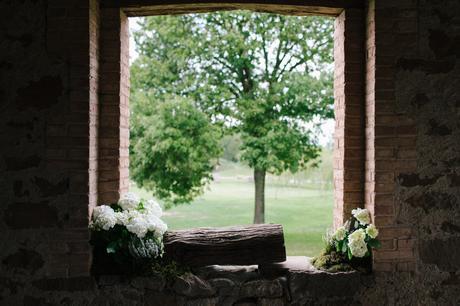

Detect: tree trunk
[253,168,266,224]
[164,224,286,267]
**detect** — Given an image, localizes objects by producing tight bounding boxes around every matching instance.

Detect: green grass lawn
[131,177,333,257]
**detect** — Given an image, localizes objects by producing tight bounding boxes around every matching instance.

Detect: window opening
[128,11,335,257]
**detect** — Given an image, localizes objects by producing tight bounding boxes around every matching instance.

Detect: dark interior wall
[397,0,460,273]
[0,0,459,304]
[399,0,460,300]
[361,0,460,303]
[0,0,97,285]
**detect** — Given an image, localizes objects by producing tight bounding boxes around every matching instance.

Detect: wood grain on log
[164,224,286,267]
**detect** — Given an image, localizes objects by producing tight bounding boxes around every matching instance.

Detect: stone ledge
[259,256,316,277]
[95,256,363,305]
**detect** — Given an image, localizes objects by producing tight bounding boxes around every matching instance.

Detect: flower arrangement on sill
[90,192,168,271]
[312,208,381,273]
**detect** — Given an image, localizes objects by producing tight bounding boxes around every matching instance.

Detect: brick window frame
[94,0,393,273]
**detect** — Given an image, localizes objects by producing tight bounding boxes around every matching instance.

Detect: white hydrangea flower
[349,228,366,242]
[114,211,129,225]
[351,208,371,225]
[109,193,168,239]
[124,212,149,238]
[348,229,368,258]
[366,224,379,239]
[333,226,347,241]
[92,205,117,230]
[118,192,140,211]
[144,213,168,238]
[348,239,368,258]
[145,199,163,217]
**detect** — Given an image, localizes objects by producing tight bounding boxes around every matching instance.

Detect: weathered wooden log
[163,224,286,267]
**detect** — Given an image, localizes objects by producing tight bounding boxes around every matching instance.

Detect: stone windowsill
[96,256,363,305]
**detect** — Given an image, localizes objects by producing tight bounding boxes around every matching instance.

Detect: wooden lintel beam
[102,0,364,17]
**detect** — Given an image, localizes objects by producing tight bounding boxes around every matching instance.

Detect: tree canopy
[130,11,334,221]
[130,96,221,205]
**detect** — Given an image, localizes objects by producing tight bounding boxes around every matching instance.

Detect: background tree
[131,96,222,206]
[131,12,334,223]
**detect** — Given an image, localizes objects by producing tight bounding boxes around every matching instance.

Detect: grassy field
[131,159,333,257]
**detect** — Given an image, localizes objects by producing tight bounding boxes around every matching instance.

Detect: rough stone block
[173,274,216,297]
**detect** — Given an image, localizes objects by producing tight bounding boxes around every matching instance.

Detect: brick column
[98,8,130,204]
[365,0,417,272]
[89,0,100,217]
[333,8,365,228]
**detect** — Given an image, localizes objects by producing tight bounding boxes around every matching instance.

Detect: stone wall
[358,0,460,303]
[1,259,364,306]
[1,0,460,305]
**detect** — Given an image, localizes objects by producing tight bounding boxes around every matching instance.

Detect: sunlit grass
[131,177,333,256]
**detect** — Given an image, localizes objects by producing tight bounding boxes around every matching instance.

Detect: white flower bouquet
[312,207,381,272]
[332,208,381,260]
[90,192,168,265]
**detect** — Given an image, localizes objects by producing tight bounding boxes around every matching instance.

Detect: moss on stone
[150,259,190,283]
[311,250,353,272]
[312,246,374,273]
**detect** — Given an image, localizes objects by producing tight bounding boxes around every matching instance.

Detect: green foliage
[240,119,320,174]
[131,97,222,205]
[150,260,191,283]
[128,236,162,259]
[91,224,162,266]
[367,238,381,248]
[130,11,334,205]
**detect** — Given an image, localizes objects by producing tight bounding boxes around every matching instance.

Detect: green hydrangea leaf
[337,240,343,252]
[106,241,118,254]
[342,241,348,253]
[347,248,353,260]
[368,239,381,249]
